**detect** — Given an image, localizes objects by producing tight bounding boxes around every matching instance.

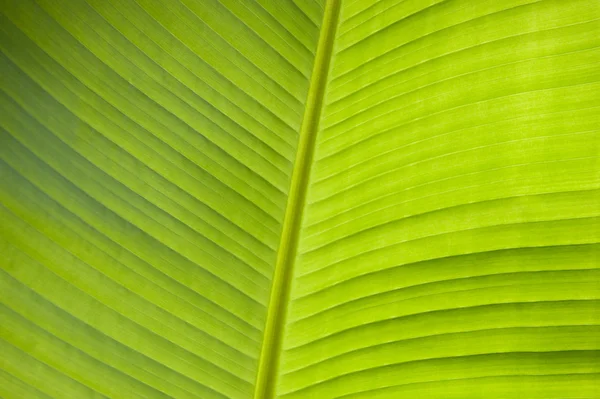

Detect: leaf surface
[1,0,598,398]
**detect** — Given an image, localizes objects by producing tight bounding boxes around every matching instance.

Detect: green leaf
[1,0,598,398]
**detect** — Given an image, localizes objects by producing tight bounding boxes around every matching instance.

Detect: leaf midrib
[253,1,342,398]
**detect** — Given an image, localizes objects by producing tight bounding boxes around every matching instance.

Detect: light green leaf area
[278,0,600,397]
[1,0,599,399]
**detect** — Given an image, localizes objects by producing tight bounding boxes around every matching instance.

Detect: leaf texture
[277,0,600,397]
[0,0,323,398]
[1,0,599,398]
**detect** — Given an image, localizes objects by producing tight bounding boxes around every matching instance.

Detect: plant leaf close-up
[1,0,598,398]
